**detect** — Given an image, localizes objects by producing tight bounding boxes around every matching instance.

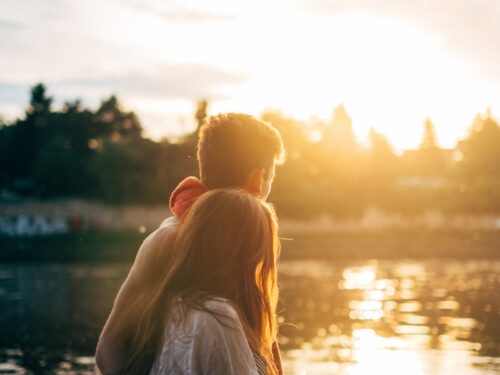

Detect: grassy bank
[1,229,499,263]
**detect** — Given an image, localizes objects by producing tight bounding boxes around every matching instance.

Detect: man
[96,113,285,374]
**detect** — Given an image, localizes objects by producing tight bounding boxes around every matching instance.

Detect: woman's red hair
[120,189,280,374]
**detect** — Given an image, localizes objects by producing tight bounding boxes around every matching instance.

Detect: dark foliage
[1,84,499,216]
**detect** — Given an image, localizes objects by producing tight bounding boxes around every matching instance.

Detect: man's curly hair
[197,113,285,189]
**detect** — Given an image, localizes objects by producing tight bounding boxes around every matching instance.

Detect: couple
[96,113,286,374]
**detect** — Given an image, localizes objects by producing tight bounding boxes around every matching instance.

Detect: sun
[212,10,482,151]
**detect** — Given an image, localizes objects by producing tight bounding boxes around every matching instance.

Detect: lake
[0,259,499,374]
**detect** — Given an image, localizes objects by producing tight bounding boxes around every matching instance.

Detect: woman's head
[125,189,280,374]
[174,189,278,304]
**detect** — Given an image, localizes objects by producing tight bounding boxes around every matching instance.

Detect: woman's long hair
[121,189,280,374]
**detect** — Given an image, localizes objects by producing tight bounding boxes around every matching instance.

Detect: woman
[121,189,280,374]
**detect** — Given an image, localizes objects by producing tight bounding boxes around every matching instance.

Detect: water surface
[0,259,498,374]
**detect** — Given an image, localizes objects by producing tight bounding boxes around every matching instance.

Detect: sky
[1,0,499,150]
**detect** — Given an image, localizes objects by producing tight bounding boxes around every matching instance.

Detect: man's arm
[95,219,177,374]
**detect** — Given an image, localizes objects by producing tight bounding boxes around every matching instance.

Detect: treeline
[1,83,500,217]
[0,84,198,204]
[266,109,500,217]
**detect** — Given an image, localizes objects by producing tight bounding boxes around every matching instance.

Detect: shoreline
[2,200,500,235]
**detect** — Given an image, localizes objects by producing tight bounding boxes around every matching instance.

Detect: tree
[369,128,395,160]
[420,118,438,149]
[323,104,358,151]
[402,118,447,177]
[0,84,53,190]
[195,100,208,133]
[28,83,52,117]
[34,137,81,196]
[96,96,142,140]
[363,128,399,208]
[459,113,500,178]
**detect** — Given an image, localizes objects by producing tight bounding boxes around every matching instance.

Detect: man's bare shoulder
[159,215,180,230]
[142,216,179,250]
[130,216,180,285]
[95,216,180,374]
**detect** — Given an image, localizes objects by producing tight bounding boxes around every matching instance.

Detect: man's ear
[244,168,266,196]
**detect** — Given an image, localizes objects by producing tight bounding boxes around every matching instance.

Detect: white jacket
[149,298,264,375]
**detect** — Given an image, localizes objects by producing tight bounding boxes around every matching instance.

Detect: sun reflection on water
[279,260,499,375]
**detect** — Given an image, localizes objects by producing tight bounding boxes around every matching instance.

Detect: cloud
[296,0,500,80]
[123,0,235,23]
[0,82,30,104]
[0,64,248,111]
[54,64,248,101]
[159,8,234,23]
[0,19,24,29]
[0,63,247,126]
